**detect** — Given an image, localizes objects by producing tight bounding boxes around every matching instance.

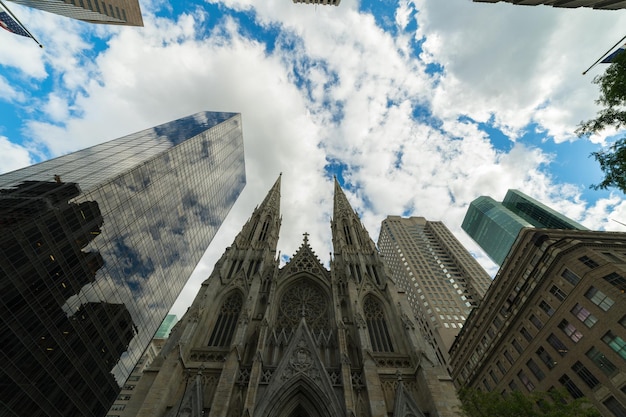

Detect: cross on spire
[303,232,310,244]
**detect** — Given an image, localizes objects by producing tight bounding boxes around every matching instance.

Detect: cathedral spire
[257,173,281,217]
[331,176,375,253]
[332,176,353,221]
[233,174,282,250]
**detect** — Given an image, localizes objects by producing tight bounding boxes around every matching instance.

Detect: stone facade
[121,175,461,417]
[449,228,626,416]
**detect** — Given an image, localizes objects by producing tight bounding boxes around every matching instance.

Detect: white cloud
[0,136,32,173]
[2,0,625,318]
[0,75,26,103]
[416,0,626,143]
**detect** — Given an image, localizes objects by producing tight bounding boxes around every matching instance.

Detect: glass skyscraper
[0,111,245,417]
[462,190,587,265]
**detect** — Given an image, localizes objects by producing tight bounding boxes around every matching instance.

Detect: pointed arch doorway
[255,375,344,417]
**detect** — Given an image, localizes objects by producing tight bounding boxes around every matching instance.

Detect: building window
[603,272,626,293]
[585,286,614,311]
[539,300,555,316]
[504,350,514,365]
[508,380,519,392]
[579,256,599,269]
[602,331,626,360]
[520,327,533,342]
[586,346,618,377]
[496,360,507,374]
[603,396,626,417]
[559,374,584,399]
[489,370,499,384]
[558,319,583,343]
[536,346,556,369]
[530,315,543,330]
[483,378,492,391]
[128,376,140,381]
[364,296,394,352]
[547,333,568,356]
[512,339,523,354]
[117,394,131,401]
[571,303,598,328]
[527,359,545,381]
[122,385,135,391]
[549,285,567,302]
[517,370,535,391]
[111,405,125,411]
[561,268,580,286]
[571,361,599,389]
[208,292,242,347]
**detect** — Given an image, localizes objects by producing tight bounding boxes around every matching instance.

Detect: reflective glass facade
[502,190,588,231]
[0,112,245,417]
[462,196,532,266]
[462,190,587,266]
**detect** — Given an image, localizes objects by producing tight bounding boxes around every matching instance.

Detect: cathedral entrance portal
[255,376,338,417]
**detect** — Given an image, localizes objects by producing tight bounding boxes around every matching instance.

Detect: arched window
[353,220,364,246]
[258,218,271,242]
[343,222,353,246]
[363,296,393,352]
[248,216,259,240]
[208,293,243,347]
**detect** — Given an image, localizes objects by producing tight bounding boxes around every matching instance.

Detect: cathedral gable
[254,319,344,417]
[278,234,329,281]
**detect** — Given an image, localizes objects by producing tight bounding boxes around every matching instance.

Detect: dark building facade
[0,112,245,417]
[118,176,461,417]
[462,189,587,265]
[449,228,626,416]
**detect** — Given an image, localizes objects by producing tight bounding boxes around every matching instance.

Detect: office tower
[449,228,626,416]
[462,189,587,265]
[377,216,492,367]
[473,0,626,10]
[6,0,143,26]
[293,0,341,5]
[122,176,461,417]
[0,111,245,417]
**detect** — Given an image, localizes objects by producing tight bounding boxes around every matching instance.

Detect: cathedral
[130,175,461,417]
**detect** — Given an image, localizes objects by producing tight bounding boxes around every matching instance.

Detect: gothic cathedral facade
[131,175,461,417]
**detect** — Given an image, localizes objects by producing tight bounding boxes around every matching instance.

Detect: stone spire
[331,176,376,253]
[234,174,282,250]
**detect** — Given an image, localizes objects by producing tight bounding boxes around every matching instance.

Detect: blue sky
[1,0,625,314]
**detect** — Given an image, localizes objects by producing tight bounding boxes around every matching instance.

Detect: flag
[601,43,626,64]
[0,11,30,38]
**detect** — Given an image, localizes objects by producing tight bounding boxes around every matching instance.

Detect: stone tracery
[278,281,328,332]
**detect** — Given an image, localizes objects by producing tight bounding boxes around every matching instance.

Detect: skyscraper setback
[462,189,587,265]
[0,112,245,417]
[377,216,492,366]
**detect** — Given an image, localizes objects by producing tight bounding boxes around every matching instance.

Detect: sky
[1,0,626,319]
